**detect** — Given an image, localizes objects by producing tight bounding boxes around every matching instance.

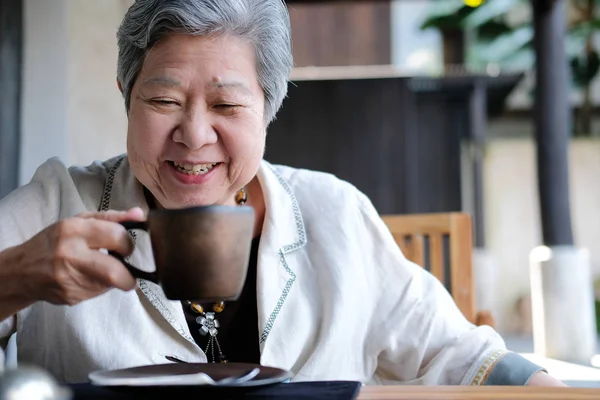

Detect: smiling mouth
[169,161,220,175]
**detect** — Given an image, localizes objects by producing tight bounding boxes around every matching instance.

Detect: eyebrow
[140,77,182,87]
[140,77,253,94]
[210,80,253,94]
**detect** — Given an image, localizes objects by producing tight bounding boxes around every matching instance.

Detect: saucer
[89,362,292,387]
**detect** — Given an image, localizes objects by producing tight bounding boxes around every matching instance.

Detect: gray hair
[117,0,293,124]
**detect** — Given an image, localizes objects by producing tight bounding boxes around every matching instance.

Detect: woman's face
[125,33,266,208]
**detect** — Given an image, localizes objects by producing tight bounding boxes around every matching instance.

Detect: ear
[117,78,124,94]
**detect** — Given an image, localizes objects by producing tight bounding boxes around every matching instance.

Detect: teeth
[173,162,218,175]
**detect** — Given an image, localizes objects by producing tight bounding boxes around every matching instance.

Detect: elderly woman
[0,0,562,387]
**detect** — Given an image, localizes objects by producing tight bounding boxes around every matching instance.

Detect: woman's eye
[152,99,179,106]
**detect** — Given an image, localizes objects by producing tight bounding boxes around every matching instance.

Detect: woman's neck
[245,176,266,239]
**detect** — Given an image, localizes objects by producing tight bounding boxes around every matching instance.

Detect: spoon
[164,356,260,385]
[214,368,260,385]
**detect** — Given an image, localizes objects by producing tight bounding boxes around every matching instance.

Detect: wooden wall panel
[288,1,391,66]
[265,78,465,215]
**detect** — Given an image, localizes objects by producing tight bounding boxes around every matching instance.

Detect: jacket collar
[100,156,198,350]
[100,156,307,360]
[255,161,307,352]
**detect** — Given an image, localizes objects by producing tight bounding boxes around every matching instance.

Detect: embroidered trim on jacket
[99,155,139,261]
[259,164,307,344]
[260,249,297,344]
[99,156,125,212]
[138,280,194,341]
[469,350,507,385]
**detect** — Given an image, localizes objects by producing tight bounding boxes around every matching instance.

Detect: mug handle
[108,221,159,283]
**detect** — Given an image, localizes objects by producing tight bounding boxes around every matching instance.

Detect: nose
[172,108,218,150]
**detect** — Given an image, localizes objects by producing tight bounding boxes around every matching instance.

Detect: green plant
[420,0,600,136]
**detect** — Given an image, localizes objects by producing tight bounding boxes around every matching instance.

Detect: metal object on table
[163,357,261,385]
[0,365,72,400]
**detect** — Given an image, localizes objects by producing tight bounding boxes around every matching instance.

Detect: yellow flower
[464,0,484,7]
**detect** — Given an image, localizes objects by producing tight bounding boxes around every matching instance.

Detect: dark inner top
[181,235,261,364]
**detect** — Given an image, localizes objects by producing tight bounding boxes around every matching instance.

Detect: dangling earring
[235,187,247,205]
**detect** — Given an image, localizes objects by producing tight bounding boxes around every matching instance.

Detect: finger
[76,249,137,291]
[76,219,136,256]
[78,207,146,223]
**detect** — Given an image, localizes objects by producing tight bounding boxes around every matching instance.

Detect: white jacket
[0,155,507,384]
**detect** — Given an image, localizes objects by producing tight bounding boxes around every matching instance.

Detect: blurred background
[2,0,600,343]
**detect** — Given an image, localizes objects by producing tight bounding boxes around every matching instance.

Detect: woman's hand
[0,207,145,319]
[527,371,568,387]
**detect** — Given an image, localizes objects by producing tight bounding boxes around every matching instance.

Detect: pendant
[196,312,220,336]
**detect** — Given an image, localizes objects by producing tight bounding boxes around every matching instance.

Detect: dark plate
[89,362,292,387]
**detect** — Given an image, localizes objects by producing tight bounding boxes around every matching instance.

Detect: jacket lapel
[255,161,307,366]
[100,156,197,347]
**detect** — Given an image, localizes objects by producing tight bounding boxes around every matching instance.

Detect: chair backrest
[381,213,475,323]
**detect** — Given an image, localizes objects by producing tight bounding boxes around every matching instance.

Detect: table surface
[357,385,600,400]
[68,381,600,400]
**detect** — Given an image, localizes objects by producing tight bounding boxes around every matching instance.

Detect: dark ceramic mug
[109,205,255,302]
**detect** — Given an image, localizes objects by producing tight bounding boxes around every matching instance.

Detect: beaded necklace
[183,187,247,363]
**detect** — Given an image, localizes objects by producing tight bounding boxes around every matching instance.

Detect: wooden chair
[381,213,494,327]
